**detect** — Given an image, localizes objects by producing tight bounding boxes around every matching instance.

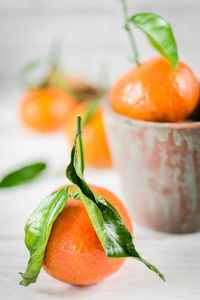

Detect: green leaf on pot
[67,116,165,281]
[0,162,46,188]
[19,187,69,286]
[129,13,178,70]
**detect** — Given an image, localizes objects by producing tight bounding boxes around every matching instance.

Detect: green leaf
[83,99,101,127]
[18,42,72,92]
[0,162,46,188]
[20,59,44,75]
[46,68,73,95]
[72,186,107,249]
[66,116,94,200]
[19,187,69,286]
[67,116,165,281]
[129,13,178,70]
[18,58,46,89]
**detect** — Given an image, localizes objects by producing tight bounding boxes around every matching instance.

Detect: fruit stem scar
[77,115,85,175]
[121,0,140,66]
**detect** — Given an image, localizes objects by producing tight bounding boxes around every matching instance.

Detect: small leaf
[18,42,72,92]
[18,58,46,89]
[46,68,73,95]
[20,59,44,75]
[129,13,178,70]
[0,162,46,188]
[67,116,165,281]
[83,99,101,127]
[19,187,69,286]
[69,190,82,200]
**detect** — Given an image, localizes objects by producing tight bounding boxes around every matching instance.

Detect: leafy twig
[121,0,140,66]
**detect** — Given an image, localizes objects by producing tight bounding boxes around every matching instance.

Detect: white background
[0,0,200,97]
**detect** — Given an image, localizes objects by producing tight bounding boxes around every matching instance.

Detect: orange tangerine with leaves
[110,56,199,122]
[110,3,200,122]
[19,115,165,287]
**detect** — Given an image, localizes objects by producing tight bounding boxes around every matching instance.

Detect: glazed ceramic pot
[104,106,200,233]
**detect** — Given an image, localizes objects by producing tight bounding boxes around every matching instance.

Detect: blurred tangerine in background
[64,101,112,168]
[18,50,112,168]
[64,74,112,168]
[18,52,77,132]
[19,88,76,132]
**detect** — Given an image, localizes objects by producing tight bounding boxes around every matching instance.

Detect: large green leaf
[66,117,94,201]
[0,162,46,188]
[66,116,165,281]
[19,187,69,286]
[71,187,107,249]
[129,13,178,70]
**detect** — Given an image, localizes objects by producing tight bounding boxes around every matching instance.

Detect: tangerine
[64,102,112,168]
[110,56,199,122]
[43,184,133,285]
[19,88,76,132]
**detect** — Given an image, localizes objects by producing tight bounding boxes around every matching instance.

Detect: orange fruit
[19,88,76,132]
[64,102,112,168]
[43,184,133,285]
[110,56,200,122]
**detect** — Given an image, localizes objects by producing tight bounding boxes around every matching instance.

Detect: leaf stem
[121,0,140,66]
[77,116,85,176]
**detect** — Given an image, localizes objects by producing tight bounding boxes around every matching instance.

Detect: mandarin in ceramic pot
[105,6,200,233]
[104,107,200,233]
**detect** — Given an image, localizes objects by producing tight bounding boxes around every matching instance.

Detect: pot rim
[104,100,200,130]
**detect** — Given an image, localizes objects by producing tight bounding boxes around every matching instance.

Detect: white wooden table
[1,101,200,299]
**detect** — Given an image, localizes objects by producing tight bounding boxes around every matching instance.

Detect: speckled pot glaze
[104,106,200,233]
